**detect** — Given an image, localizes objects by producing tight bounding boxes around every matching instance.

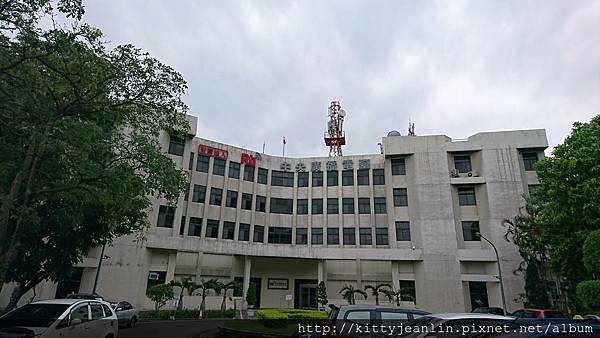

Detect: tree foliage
[317,281,328,308]
[147,284,174,311]
[339,284,367,305]
[583,230,600,277]
[364,283,392,305]
[169,277,196,311]
[0,0,189,300]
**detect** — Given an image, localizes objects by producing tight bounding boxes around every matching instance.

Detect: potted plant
[246,285,257,309]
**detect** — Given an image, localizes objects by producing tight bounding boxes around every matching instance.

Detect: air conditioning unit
[450,169,459,177]
[467,171,479,177]
[148,272,159,280]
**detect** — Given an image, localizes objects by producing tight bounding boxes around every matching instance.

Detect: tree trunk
[6,284,23,311]
[200,291,206,312]
[221,294,226,311]
[177,290,184,311]
[375,294,379,305]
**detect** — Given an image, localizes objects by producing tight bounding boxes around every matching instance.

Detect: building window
[469,282,489,309]
[258,168,268,184]
[374,197,387,214]
[357,169,369,185]
[205,219,219,238]
[296,228,308,245]
[188,217,202,237]
[209,188,223,206]
[358,198,370,214]
[253,225,264,243]
[462,221,480,241]
[312,171,323,187]
[168,135,185,156]
[458,187,477,206]
[311,228,323,245]
[270,198,293,214]
[213,159,226,176]
[393,188,408,207]
[522,152,538,171]
[342,198,355,214]
[395,221,411,241]
[268,227,292,244]
[342,170,354,186]
[399,280,416,302]
[188,152,195,170]
[179,216,186,235]
[146,271,167,293]
[192,184,206,203]
[373,169,385,185]
[297,172,309,187]
[196,155,209,173]
[454,154,472,173]
[327,198,339,214]
[375,227,389,245]
[241,193,253,210]
[225,190,238,208]
[343,228,356,245]
[222,221,235,240]
[359,227,372,245]
[271,170,294,187]
[157,205,175,228]
[297,199,308,215]
[327,228,339,245]
[312,199,323,214]
[255,195,266,212]
[327,170,338,186]
[391,158,406,175]
[238,223,250,241]
[228,162,240,179]
[243,165,255,182]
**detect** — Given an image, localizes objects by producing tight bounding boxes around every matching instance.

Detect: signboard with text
[198,144,228,160]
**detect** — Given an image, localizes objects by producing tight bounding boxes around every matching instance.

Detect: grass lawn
[223,320,298,336]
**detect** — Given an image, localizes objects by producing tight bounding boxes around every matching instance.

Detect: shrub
[583,230,600,275]
[577,280,600,311]
[146,284,174,311]
[140,309,235,320]
[256,309,327,328]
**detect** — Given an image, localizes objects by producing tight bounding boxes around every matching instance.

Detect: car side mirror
[70,318,82,326]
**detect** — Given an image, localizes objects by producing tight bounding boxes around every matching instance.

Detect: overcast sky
[84,0,599,157]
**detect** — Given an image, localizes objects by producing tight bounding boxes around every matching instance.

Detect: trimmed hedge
[140,309,234,320]
[257,309,327,328]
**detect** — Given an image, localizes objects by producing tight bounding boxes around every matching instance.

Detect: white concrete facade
[0,115,548,313]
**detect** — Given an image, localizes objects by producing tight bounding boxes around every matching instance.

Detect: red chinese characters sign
[198,145,228,160]
[241,153,257,166]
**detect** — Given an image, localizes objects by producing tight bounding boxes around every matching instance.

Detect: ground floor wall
[0,238,524,313]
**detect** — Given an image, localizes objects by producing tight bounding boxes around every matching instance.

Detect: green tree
[317,281,328,309]
[364,283,392,305]
[339,284,367,305]
[169,277,196,311]
[213,280,241,311]
[245,283,257,307]
[534,115,600,310]
[192,278,218,312]
[147,284,174,311]
[0,0,189,297]
[583,230,600,278]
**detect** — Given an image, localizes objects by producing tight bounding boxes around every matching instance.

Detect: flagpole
[282,137,285,160]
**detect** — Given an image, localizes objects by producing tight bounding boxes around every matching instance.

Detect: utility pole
[478,232,507,315]
[92,244,106,294]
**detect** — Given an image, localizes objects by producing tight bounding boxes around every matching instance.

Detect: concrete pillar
[317,260,324,284]
[166,251,177,283]
[242,256,251,298]
[391,261,400,289]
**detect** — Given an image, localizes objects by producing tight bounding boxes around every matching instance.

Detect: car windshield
[0,304,69,328]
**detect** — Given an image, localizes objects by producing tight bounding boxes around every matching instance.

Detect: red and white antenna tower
[324,100,346,157]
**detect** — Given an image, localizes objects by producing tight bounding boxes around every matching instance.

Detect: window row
[173,219,413,245]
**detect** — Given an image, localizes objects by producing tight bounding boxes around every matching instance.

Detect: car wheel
[128,316,137,328]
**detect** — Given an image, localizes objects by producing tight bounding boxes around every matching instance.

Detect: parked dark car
[298,304,430,338]
[108,300,139,328]
[465,318,600,337]
[472,307,507,316]
[398,313,514,338]
[511,309,565,319]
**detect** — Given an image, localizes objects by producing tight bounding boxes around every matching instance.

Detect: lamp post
[477,232,507,315]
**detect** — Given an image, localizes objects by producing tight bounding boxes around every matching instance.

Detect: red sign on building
[241,153,257,166]
[198,144,228,160]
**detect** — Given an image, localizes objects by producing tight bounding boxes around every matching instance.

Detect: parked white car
[0,299,118,338]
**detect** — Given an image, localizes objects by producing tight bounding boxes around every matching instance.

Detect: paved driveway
[119,319,225,338]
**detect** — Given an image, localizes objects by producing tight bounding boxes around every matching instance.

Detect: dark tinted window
[209,187,223,206]
[357,169,369,185]
[268,227,292,244]
[253,225,264,243]
[327,228,339,245]
[228,162,240,179]
[342,170,354,186]
[342,198,354,214]
[257,168,268,184]
[359,227,372,245]
[312,171,323,187]
[343,228,356,245]
[71,304,89,322]
[395,221,411,241]
[374,197,386,214]
[206,220,219,238]
[462,221,480,241]
[238,223,250,241]
[192,184,206,203]
[297,172,309,187]
[213,159,225,176]
[312,199,323,214]
[0,304,70,328]
[90,304,104,320]
[222,221,235,240]
[458,187,476,206]
[196,155,209,173]
[454,154,472,173]
[393,188,408,207]
[271,170,294,187]
[168,135,185,156]
[358,198,370,214]
[327,198,339,214]
[297,199,308,215]
[391,158,405,175]
[270,198,293,214]
[373,169,385,185]
[399,280,416,302]
[311,228,323,245]
[188,217,202,237]
[375,227,389,245]
[327,170,338,186]
[296,228,308,245]
[157,205,175,228]
[522,152,538,171]
[255,195,266,212]
[225,190,238,208]
[241,193,252,210]
[243,165,255,182]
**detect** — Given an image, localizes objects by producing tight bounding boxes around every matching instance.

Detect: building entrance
[294,279,318,309]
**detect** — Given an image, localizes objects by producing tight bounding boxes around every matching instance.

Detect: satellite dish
[339,109,346,117]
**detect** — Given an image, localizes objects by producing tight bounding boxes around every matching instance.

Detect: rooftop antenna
[408,118,416,136]
[324,100,347,156]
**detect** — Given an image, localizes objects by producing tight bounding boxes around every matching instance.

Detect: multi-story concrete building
[0,115,548,312]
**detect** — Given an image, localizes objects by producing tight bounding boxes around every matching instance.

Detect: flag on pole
[283,137,286,145]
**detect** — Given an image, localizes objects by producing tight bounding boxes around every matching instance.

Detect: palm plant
[364,283,392,305]
[169,276,196,310]
[191,278,218,312]
[213,280,241,311]
[339,284,368,305]
[385,287,415,306]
